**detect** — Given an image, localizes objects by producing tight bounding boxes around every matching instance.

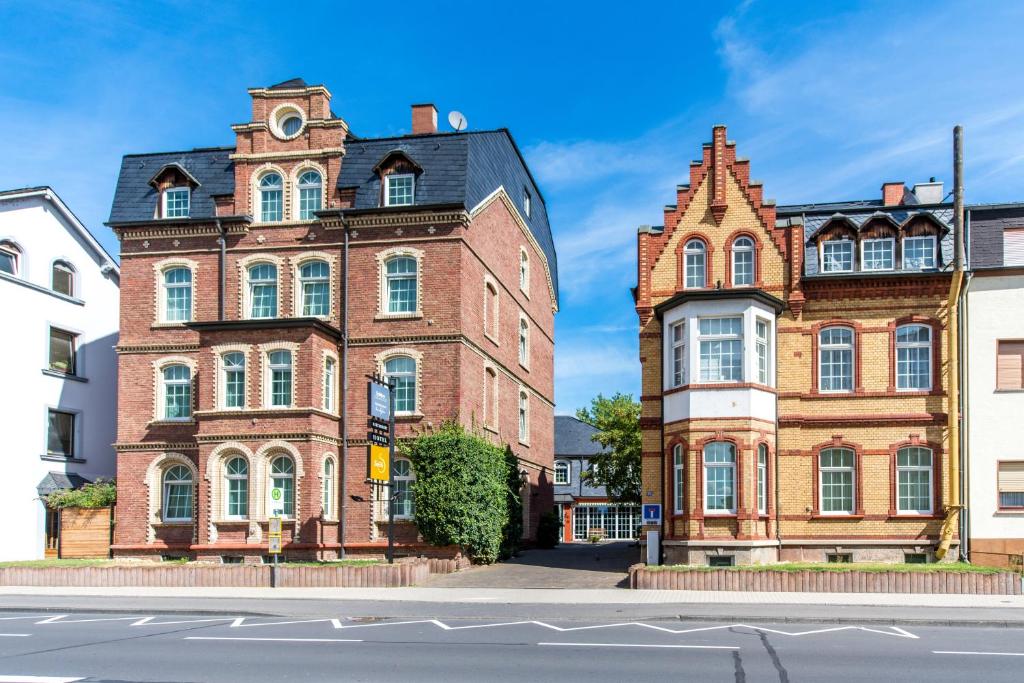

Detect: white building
[0,187,119,561]
[964,203,1024,568]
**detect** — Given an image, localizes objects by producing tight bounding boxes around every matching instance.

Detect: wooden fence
[58,508,112,559]
[629,564,1022,594]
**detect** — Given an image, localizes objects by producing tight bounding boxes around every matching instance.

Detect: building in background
[0,187,120,561]
[553,415,641,542]
[963,202,1024,568]
[635,126,957,565]
[107,79,557,562]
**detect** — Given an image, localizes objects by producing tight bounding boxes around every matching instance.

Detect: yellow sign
[268,535,282,554]
[368,444,390,482]
[268,516,282,535]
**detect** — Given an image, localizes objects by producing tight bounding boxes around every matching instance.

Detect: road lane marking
[933,650,1024,657]
[0,634,30,637]
[186,637,362,643]
[539,642,740,650]
[0,677,84,682]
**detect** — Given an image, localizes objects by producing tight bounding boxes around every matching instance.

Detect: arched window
[385,257,417,313]
[673,444,685,514]
[269,456,295,517]
[222,352,245,409]
[393,458,415,518]
[703,442,735,513]
[520,249,530,293]
[519,317,530,367]
[162,267,192,322]
[896,446,933,514]
[384,355,416,414]
[0,240,21,276]
[225,456,248,518]
[162,465,193,522]
[299,260,329,317]
[484,282,499,339]
[324,356,337,412]
[259,173,283,222]
[819,327,854,392]
[322,458,336,517]
[732,237,754,286]
[267,350,292,407]
[896,324,931,390]
[684,239,706,289]
[51,261,75,296]
[297,171,322,221]
[162,365,192,420]
[518,390,529,443]
[554,461,570,486]
[819,447,855,514]
[484,366,498,428]
[757,444,768,515]
[248,263,278,319]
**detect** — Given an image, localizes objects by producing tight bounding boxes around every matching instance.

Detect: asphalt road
[1,611,1024,682]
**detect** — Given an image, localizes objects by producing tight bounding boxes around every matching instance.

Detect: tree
[576,393,641,504]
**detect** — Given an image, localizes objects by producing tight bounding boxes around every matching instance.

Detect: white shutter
[998,462,1024,494]
[1004,228,1024,267]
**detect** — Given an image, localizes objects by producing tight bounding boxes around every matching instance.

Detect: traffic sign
[268,516,282,535]
[368,431,389,446]
[368,381,391,421]
[267,486,286,517]
[369,417,390,432]
[642,503,662,524]
[268,535,282,554]
[368,444,390,482]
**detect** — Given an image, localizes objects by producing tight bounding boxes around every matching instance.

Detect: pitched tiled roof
[555,415,604,457]
[36,471,91,497]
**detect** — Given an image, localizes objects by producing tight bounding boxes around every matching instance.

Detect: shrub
[44,479,116,509]
[499,445,524,560]
[403,422,509,564]
[536,511,560,549]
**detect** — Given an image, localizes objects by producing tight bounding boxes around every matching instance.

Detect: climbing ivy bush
[402,422,509,564]
[44,479,116,509]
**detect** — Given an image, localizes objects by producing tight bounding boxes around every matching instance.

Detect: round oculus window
[281,115,302,137]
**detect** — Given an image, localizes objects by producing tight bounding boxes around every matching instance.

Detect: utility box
[646,529,660,566]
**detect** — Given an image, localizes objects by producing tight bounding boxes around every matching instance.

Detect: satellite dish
[448,111,468,132]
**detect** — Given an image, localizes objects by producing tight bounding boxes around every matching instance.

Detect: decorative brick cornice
[329,210,470,230]
[117,344,201,355]
[194,432,341,445]
[230,147,345,162]
[113,222,250,241]
[114,441,198,452]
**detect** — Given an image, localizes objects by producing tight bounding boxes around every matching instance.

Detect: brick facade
[637,125,955,565]
[109,80,556,562]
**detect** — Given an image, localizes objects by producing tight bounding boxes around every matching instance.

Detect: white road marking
[0,677,84,682]
[131,617,238,627]
[933,650,1024,657]
[34,615,137,625]
[186,636,362,643]
[230,618,335,628]
[0,634,30,637]
[539,642,739,650]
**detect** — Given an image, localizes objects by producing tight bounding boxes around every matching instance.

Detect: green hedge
[403,422,510,564]
[44,479,116,509]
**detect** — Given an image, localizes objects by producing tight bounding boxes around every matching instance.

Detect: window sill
[519,362,530,372]
[213,519,250,525]
[152,521,193,527]
[994,389,1024,393]
[375,312,423,321]
[810,514,864,520]
[994,509,1024,515]
[887,514,941,520]
[483,424,499,435]
[40,454,86,464]
[702,512,737,518]
[151,322,191,330]
[518,439,530,448]
[148,419,196,426]
[484,333,500,346]
[42,369,88,383]
[395,412,424,422]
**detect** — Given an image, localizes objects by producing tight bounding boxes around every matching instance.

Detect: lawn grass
[647,561,1006,574]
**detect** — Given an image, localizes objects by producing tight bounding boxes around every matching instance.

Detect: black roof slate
[555,415,605,457]
[967,203,1024,269]
[36,471,91,497]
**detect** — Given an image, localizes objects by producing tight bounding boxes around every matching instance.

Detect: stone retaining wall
[0,561,431,588]
[629,564,1022,594]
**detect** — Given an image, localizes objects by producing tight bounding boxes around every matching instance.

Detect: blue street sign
[642,503,662,524]
[368,381,391,421]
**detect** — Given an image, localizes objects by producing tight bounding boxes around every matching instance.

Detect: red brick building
[108,78,558,562]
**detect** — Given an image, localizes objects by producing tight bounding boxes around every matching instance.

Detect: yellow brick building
[636,125,956,565]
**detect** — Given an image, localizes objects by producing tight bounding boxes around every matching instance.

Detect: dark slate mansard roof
[108,130,558,303]
[555,415,605,457]
[966,202,1024,269]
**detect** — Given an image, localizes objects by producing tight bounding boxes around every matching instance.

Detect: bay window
[699,317,742,382]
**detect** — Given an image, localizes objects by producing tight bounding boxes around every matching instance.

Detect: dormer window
[163,187,190,218]
[384,173,414,207]
[861,238,894,271]
[903,236,936,270]
[821,240,854,273]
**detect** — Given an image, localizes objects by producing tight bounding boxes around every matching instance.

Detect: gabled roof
[555,415,605,457]
[270,77,308,90]
[147,162,201,189]
[36,471,91,497]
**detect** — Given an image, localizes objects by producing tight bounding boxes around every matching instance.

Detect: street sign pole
[387,377,396,565]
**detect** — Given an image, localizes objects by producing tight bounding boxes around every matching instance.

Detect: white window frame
[554,460,570,486]
[670,321,685,387]
[818,447,855,515]
[698,316,743,383]
[896,324,932,391]
[296,170,323,221]
[220,351,246,409]
[384,173,415,207]
[483,366,498,430]
[518,314,530,369]
[0,240,21,276]
[518,389,529,445]
[896,446,933,515]
[484,279,500,343]
[297,259,330,318]
[224,456,249,520]
[673,444,685,514]
[160,364,193,421]
[684,239,706,289]
[755,318,770,386]
[259,173,284,222]
[323,356,337,412]
[821,239,854,273]
[265,350,293,409]
[819,327,854,393]
[757,444,768,515]
[269,455,296,518]
[51,260,76,297]
[160,266,194,323]
[392,457,415,519]
[731,237,754,285]
[902,235,937,270]
[162,465,194,523]
[861,237,895,271]
[322,457,336,519]
[247,263,279,319]
[519,248,530,295]
[523,188,532,218]
[703,442,736,514]
[162,187,191,218]
[383,255,419,316]
[384,355,417,415]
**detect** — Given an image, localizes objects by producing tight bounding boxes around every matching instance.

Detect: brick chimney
[881,182,905,206]
[411,104,437,135]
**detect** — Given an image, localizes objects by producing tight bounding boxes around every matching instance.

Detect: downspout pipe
[936,125,965,561]
[338,220,350,559]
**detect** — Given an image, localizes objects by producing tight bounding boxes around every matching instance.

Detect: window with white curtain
[670,321,685,387]
[896,324,931,390]
[673,444,685,514]
[222,352,245,409]
[822,240,854,272]
[225,457,248,519]
[162,267,192,322]
[267,351,292,407]
[732,237,754,285]
[699,317,743,382]
[902,236,936,270]
[896,447,932,514]
[297,170,322,220]
[757,444,768,515]
[270,456,295,517]
[162,365,192,419]
[299,260,329,317]
[248,264,278,319]
[819,448,855,514]
[684,239,706,288]
[819,327,854,392]
[862,238,894,271]
[259,173,283,222]
[162,465,193,522]
[703,442,735,513]
[384,356,416,414]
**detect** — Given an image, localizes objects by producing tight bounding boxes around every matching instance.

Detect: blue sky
[3,1,1024,414]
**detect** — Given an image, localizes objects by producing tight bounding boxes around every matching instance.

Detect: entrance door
[44,506,59,558]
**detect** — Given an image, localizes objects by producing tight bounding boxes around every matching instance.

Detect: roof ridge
[120,146,236,159]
